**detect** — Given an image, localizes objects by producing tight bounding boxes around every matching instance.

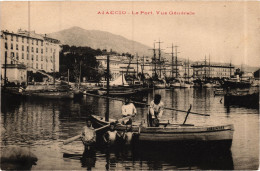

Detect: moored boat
[30,91,75,99]
[90,114,234,149]
[214,88,225,96]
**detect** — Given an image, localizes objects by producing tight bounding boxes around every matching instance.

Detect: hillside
[48,26,152,57]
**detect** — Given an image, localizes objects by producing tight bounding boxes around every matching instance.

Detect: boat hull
[138,124,233,142]
[91,115,234,149]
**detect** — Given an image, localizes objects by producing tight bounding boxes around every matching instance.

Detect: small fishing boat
[97,88,136,96]
[90,114,234,149]
[30,91,75,99]
[224,90,259,109]
[170,81,181,88]
[214,88,225,96]
[180,81,191,88]
[203,82,214,88]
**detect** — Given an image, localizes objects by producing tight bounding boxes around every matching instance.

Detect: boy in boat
[81,119,96,148]
[103,123,121,145]
[121,97,137,125]
[148,94,164,127]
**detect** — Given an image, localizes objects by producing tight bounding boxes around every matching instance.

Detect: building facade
[1,29,61,84]
[192,63,235,79]
[96,55,153,80]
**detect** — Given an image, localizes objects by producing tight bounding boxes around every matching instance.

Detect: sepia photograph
[1,1,259,170]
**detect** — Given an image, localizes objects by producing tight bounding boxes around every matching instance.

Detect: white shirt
[82,126,96,142]
[149,100,164,119]
[121,103,137,116]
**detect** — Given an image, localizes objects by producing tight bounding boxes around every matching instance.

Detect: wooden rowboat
[90,115,234,149]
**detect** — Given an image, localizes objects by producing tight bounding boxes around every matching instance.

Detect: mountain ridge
[48,26,152,56]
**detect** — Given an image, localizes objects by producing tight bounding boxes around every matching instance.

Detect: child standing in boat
[103,123,121,145]
[121,97,137,125]
[81,119,96,148]
[148,94,164,127]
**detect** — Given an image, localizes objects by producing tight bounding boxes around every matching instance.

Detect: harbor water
[1,88,259,170]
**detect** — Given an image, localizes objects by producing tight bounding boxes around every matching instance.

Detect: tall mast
[106,54,110,122]
[149,42,157,77]
[209,54,210,78]
[156,39,163,78]
[184,60,187,80]
[229,59,232,78]
[166,43,175,79]
[175,46,178,78]
[204,55,207,79]
[142,55,145,84]
[188,58,190,82]
[136,53,139,78]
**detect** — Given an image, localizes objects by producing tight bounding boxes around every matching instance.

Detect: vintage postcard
[1,1,259,170]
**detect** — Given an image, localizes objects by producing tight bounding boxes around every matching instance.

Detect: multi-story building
[1,29,61,84]
[96,55,153,80]
[191,62,235,79]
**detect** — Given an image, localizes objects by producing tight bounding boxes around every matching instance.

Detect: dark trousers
[148,112,159,127]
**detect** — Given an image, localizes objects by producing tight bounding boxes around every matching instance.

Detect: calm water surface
[1,88,259,170]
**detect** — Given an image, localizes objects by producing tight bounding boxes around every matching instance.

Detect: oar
[63,115,133,145]
[84,92,210,116]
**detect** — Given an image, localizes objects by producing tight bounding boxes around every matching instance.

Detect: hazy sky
[1,1,259,67]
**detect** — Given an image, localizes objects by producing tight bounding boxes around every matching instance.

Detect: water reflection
[63,144,234,170]
[1,88,259,170]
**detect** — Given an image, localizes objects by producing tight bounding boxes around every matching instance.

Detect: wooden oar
[84,92,210,116]
[63,115,133,145]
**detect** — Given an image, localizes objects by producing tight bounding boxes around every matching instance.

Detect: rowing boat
[90,115,234,149]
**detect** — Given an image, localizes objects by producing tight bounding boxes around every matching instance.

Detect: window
[36,48,38,53]
[5,42,8,49]
[27,54,29,60]
[16,44,18,50]
[32,55,34,60]
[11,43,13,49]
[11,52,14,58]
[27,46,29,52]
[41,49,43,54]
[27,38,29,43]
[32,47,34,52]
[36,63,38,69]
[16,36,18,42]
[16,52,19,60]
[41,41,43,46]
[22,45,24,51]
[41,56,43,61]
[36,40,38,45]
[50,48,52,53]
[22,37,24,43]
[22,53,24,59]
[32,39,34,45]
[41,64,43,69]
[46,48,48,52]
[11,35,13,41]
[36,55,38,61]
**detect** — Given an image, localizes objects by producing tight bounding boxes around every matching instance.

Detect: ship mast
[149,42,157,77]
[156,39,163,78]
[175,46,179,78]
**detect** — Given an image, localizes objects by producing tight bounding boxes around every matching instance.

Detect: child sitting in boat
[103,123,121,145]
[81,119,96,148]
[148,94,164,127]
[121,97,137,125]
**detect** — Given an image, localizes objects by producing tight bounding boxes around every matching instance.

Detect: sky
[1,1,260,67]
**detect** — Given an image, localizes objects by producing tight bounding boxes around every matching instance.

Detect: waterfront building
[1,29,61,84]
[96,55,153,81]
[191,62,235,79]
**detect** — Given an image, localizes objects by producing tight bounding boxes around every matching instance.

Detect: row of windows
[5,51,54,62]
[6,35,44,46]
[197,72,231,76]
[5,43,56,53]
